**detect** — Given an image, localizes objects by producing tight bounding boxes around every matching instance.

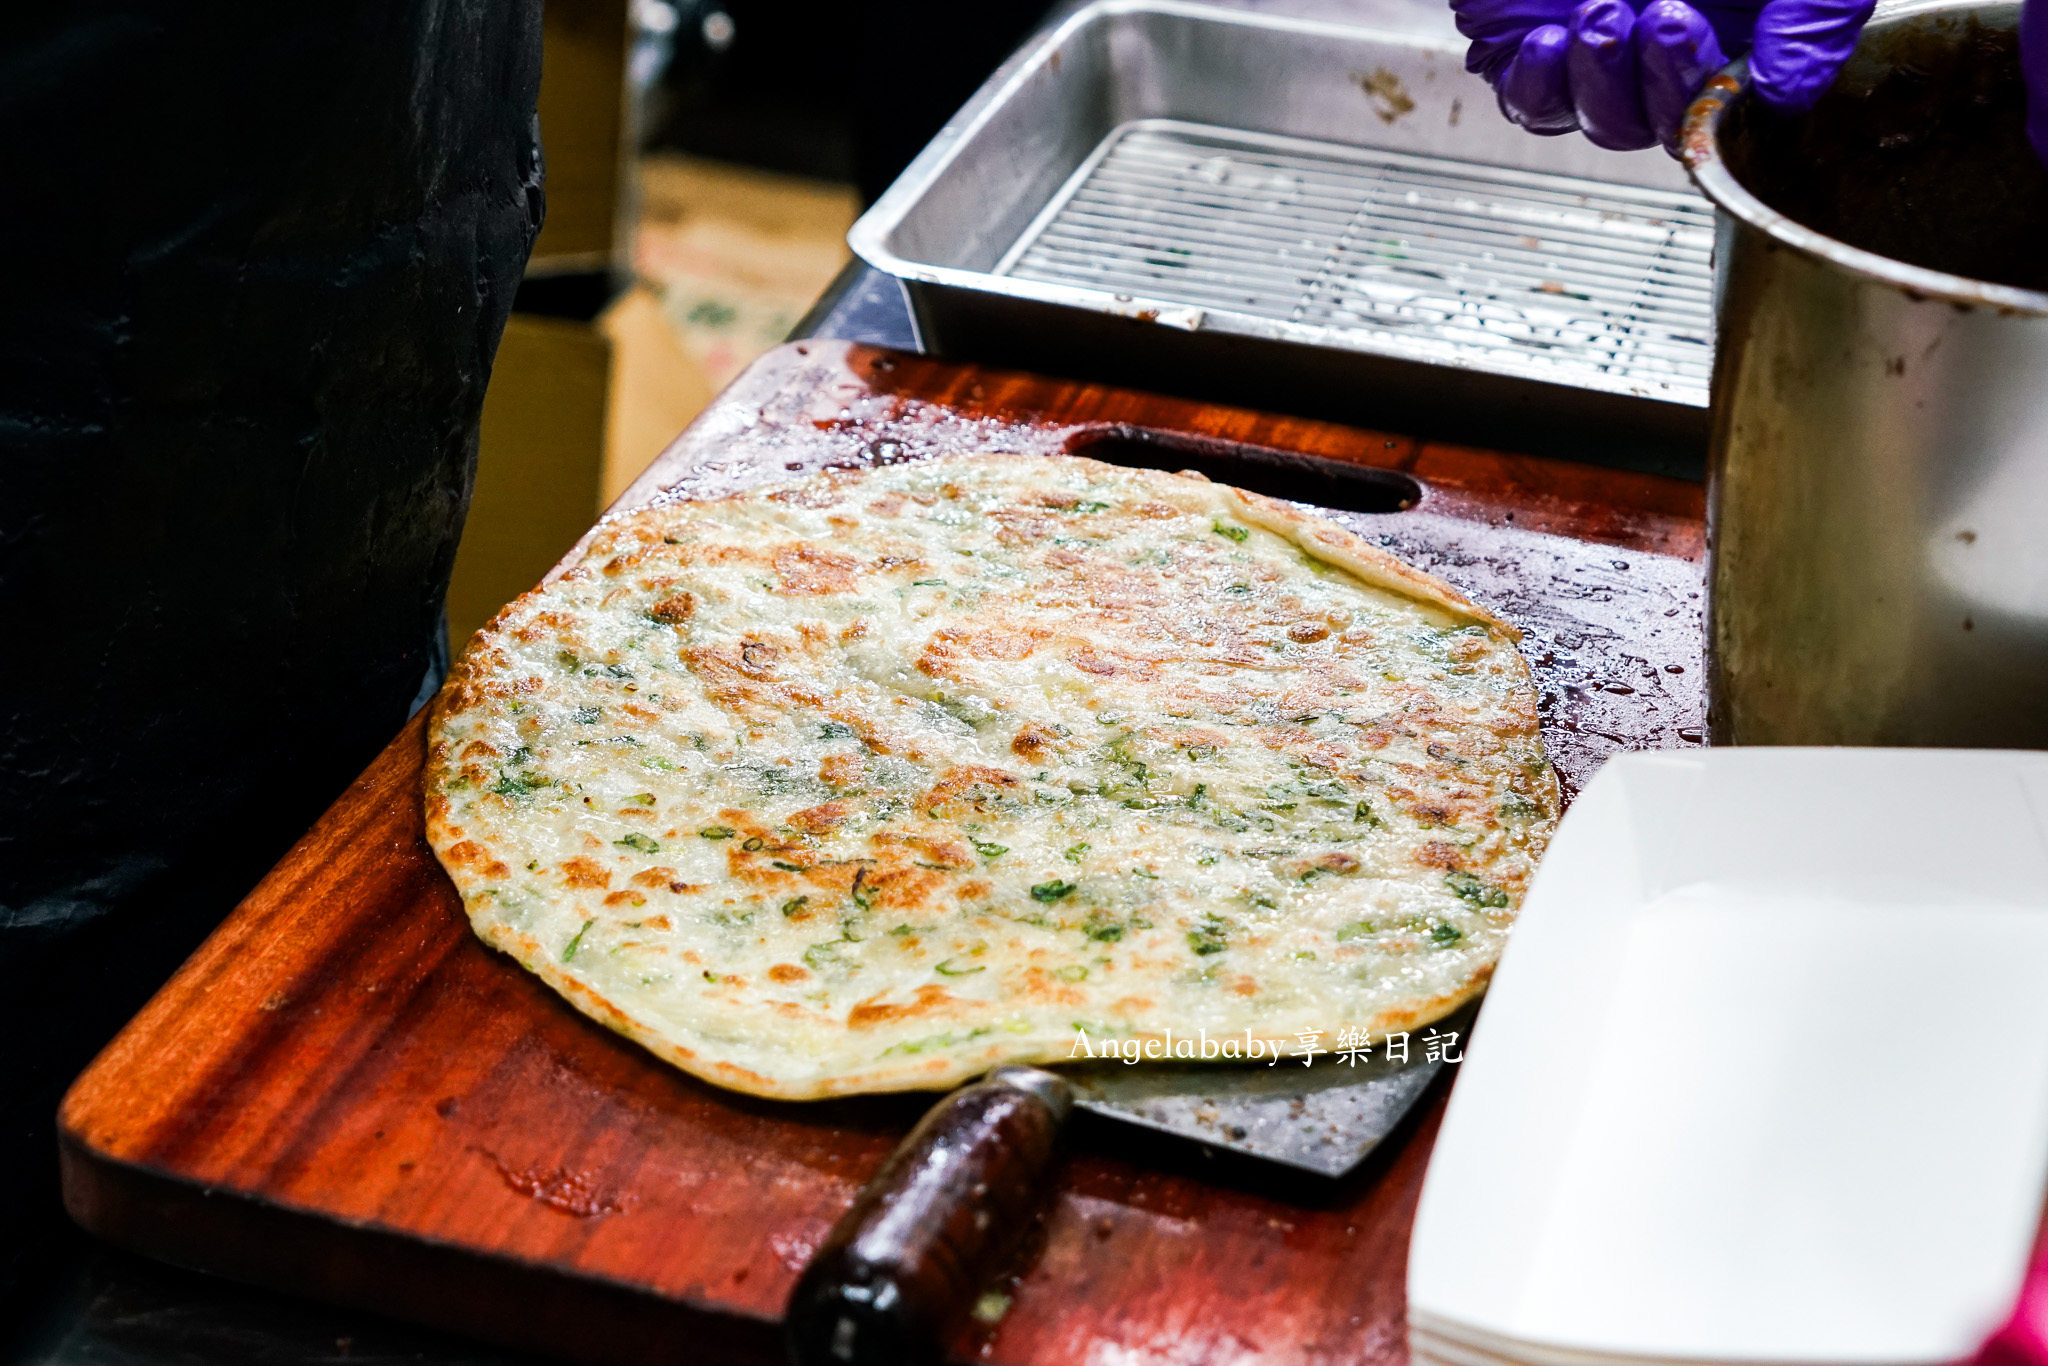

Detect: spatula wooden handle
[785,1068,1072,1366]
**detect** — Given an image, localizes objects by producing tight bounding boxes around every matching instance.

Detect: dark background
[0,0,542,1343]
[0,2,1039,1360]
[650,0,1053,202]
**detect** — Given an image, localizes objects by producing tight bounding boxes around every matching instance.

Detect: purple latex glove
[2024,0,2048,167]
[1455,0,1875,150]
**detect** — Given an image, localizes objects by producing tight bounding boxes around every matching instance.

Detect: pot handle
[784,1067,1072,1366]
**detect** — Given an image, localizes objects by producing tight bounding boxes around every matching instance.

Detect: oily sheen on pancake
[425,454,1557,1099]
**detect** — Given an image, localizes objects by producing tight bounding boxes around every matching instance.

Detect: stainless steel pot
[1683,0,2048,746]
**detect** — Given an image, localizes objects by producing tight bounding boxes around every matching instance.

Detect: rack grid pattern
[999,121,1715,402]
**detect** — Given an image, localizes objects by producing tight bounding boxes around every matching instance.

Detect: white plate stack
[1409,749,2048,1366]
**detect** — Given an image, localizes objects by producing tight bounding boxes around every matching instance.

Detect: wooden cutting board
[60,341,1707,1366]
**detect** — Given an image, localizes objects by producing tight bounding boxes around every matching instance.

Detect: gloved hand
[1454,0,1876,150]
[2025,0,2048,167]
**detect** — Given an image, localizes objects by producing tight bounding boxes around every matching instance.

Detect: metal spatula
[784,1011,1469,1366]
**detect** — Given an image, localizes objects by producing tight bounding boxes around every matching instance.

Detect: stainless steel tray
[848,0,1716,470]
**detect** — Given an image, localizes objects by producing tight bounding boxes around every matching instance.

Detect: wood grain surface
[61,341,1708,1366]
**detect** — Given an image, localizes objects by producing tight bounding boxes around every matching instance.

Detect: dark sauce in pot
[1725,19,2048,292]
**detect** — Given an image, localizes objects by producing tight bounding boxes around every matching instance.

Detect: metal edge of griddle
[904,288,1709,478]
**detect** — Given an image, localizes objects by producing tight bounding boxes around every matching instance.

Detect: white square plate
[1409,749,2048,1366]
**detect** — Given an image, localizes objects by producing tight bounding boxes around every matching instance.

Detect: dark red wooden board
[61,341,1706,1366]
